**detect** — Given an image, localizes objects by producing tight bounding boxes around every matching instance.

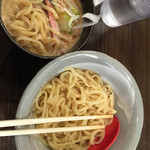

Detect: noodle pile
[33,67,116,150]
[1,0,82,56]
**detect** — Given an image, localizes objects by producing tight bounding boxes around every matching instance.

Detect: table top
[0,6,150,150]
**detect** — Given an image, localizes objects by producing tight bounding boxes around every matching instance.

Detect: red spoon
[88,116,120,150]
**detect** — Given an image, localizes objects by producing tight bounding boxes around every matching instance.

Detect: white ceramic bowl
[15,51,144,150]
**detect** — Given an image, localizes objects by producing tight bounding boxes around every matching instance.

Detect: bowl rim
[0,0,95,59]
[15,50,144,150]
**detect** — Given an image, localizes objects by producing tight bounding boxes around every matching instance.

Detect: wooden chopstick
[0,115,113,128]
[0,115,113,137]
[0,125,104,137]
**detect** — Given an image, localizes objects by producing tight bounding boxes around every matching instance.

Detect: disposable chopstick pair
[0,115,113,137]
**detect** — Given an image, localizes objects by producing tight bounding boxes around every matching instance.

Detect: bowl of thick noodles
[15,51,143,150]
[0,0,94,58]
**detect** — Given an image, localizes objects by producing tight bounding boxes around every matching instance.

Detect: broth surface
[1,0,83,56]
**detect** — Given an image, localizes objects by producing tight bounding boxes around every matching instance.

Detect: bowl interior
[66,0,95,54]
[15,51,143,150]
[0,0,94,59]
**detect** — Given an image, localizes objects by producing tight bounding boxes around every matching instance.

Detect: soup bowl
[15,51,143,150]
[0,0,94,59]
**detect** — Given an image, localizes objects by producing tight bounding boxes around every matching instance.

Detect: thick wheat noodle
[2,0,79,56]
[33,67,116,150]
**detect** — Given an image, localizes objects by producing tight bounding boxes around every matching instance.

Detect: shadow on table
[0,46,50,87]
[0,46,51,121]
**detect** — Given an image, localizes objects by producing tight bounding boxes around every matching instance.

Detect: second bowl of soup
[0,0,94,59]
